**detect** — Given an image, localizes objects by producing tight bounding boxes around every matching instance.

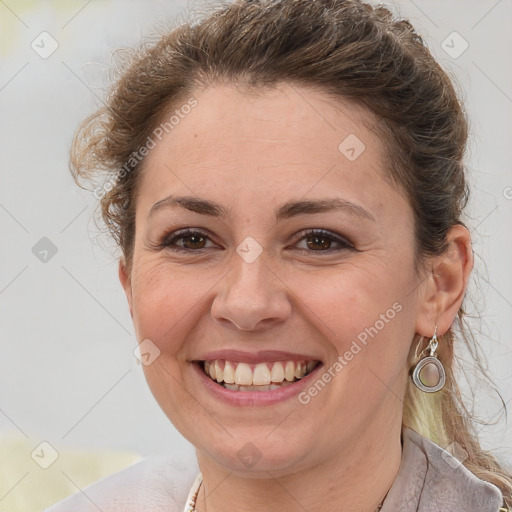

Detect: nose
[211,252,292,332]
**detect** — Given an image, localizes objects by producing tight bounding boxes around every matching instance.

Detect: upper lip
[194,350,322,364]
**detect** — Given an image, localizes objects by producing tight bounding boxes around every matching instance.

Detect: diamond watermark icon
[134,339,161,366]
[236,236,263,263]
[338,134,366,161]
[31,441,59,469]
[441,31,469,59]
[441,441,468,469]
[237,442,262,468]
[32,237,58,263]
[31,31,59,59]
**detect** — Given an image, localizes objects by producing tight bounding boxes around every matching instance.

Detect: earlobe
[415,224,473,337]
[118,259,133,318]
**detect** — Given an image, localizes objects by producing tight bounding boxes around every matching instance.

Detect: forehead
[153,82,382,159]
[138,82,399,217]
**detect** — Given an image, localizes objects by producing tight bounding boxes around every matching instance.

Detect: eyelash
[157,228,354,254]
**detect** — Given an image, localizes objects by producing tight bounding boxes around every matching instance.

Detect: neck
[194,419,402,512]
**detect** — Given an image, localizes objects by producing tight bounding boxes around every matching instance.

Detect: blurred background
[0,0,511,510]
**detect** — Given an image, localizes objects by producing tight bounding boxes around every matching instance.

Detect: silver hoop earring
[411,327,446,393]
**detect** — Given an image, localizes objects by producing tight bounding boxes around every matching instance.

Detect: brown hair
[70,0,512,505]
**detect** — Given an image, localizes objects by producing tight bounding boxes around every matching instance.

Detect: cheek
[291,267,417,418]
[129,260,214,429]
[290,262,415,346]
[130,259,215,354]
[289,265,419,410]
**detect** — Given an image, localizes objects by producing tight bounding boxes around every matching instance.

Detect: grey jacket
[45,427,506,511]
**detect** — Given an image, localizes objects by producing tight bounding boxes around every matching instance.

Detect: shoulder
[43,454,199,512]
[393,427,505,512]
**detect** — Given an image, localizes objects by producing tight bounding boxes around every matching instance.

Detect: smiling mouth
[200,359,320,391]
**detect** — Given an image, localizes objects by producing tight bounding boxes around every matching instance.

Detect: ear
[415,224,473,337]
[118,258,134,319]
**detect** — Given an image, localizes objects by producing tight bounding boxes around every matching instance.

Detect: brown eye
[293,229,353,253]
[305,233,333,251]
[180,233,207,249]
[159,229,215,251]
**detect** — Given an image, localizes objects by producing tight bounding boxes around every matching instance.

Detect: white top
[183,473,202,512]
[44,428,505,512]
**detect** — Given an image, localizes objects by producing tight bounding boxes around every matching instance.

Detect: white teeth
[223,382,295,391]
[223,361,235,384]
[209,362,217,380]
[234,362,253,385]
[253,363,272,385]
[203,359,319,389]
[215,360,223,383]
[284,361,295,381]
[294,362,308,379]
[270,362,285,383]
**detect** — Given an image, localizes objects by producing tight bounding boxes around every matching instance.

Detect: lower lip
[192,362,324,406]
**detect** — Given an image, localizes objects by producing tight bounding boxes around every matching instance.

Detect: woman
[46,0,512,510]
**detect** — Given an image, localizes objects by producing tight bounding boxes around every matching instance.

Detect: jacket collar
[380,427,503,512]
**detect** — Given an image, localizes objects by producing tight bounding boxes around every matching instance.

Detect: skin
[119,82,473,511]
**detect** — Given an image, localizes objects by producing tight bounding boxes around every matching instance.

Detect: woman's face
[120,83,431,475]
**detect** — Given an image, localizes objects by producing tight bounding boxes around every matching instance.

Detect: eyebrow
[148,195,376,222]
